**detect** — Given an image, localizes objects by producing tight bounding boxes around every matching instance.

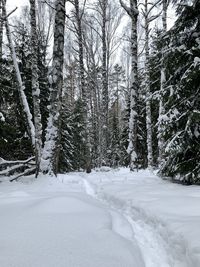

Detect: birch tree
[30,0,43,176]
[88,0,123,166]
[71,0,91,173]
[2,0,36,147]
[40,0,66,175]
[82,14,102,166]
[120,0,139,170]
[157,0,168,165]
[101,0,109,164]
[0,0,4,59]
[141,0,161,167]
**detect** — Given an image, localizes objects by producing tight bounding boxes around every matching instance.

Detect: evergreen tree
[108,103,120,167]
[72,98,87,171]
[118,98,130,167]
[59,104,75,172]
[160,0,200,183]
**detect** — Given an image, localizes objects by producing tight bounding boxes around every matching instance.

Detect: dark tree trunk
[40,0,66,175]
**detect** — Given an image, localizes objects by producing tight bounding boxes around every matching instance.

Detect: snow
[1,168,200,266]
[0,112,5,122]
[194,57,200,63]
[85,169,200,267]
[0,173,144,267]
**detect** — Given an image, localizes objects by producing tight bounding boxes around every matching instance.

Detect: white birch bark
[30,0,43,176]
[83,23,102,167]
[144,0,153,168]
[158,0,167,165]
[0,0,4,59]
[2,0,35,146]
[120,0,139,170]
[40,0,66,175]
[140,0,162,167]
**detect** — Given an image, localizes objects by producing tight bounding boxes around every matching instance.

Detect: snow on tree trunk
[30,0,43,177]
[2,0,35,147]
[74,0,91,173]
[40,0,66,175]
[120,0,139,170]
[158,0,167,165]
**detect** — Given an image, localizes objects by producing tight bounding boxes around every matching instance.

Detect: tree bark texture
[101,0,109,165]
[158,0,167,165]
[144,0,153,168]
[30,0,43,177]
[40,0,66,175]
[0,0,4,59]
[121,0,139,170]
[74,0,91,173]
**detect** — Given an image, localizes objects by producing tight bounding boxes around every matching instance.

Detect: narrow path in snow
[82,179,189,267]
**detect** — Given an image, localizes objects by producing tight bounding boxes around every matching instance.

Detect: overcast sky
[7,0,29,17]
[7,0,175,29]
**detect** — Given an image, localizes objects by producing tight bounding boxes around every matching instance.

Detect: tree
[71,0,91,172]
[2,0,36,147]
[140,0,162,168]
[30,0,42,176]
[160,0,200,183]
[59,98,75,172]
[82,14,102,166]
[40,0,66,175]
[157,0,168,165]
[99,0,109,165]
[120,0,139,170]
[0,0,4,59]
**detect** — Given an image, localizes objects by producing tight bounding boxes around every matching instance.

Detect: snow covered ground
[0,168,200,267]
[0,173,144,267]
[85,168,200,267]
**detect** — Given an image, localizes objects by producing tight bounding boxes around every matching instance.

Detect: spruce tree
[160,0,200,183]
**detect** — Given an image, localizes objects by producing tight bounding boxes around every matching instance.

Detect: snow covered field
[0,168,200,267]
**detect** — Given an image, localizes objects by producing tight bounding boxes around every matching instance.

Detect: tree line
[0,0,199,183]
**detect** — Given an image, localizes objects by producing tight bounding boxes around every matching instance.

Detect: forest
[0,0,199,183]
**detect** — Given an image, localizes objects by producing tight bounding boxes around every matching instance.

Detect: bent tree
[2,0,36,146]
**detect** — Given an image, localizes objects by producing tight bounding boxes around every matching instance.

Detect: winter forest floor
[0,168,200,267]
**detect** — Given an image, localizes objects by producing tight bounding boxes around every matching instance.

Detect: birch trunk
[158,0,167,165]
[120,0,139,170]
[2,0,35,146]
[144,0,153,168]
[40,0,66,175]
[0,0,4,59]
[30,0,43,177]
[87,42,101,167]
[74,0,91,173]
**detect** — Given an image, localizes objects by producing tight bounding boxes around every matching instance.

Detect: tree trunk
[74,0,91,173]
[158,0,167,165]
[144,0,153,168]
[120,0,139,170]
[40,0,66,175]
[30,0,43,177]
[0,0,4,59]
[101,0,109,165]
